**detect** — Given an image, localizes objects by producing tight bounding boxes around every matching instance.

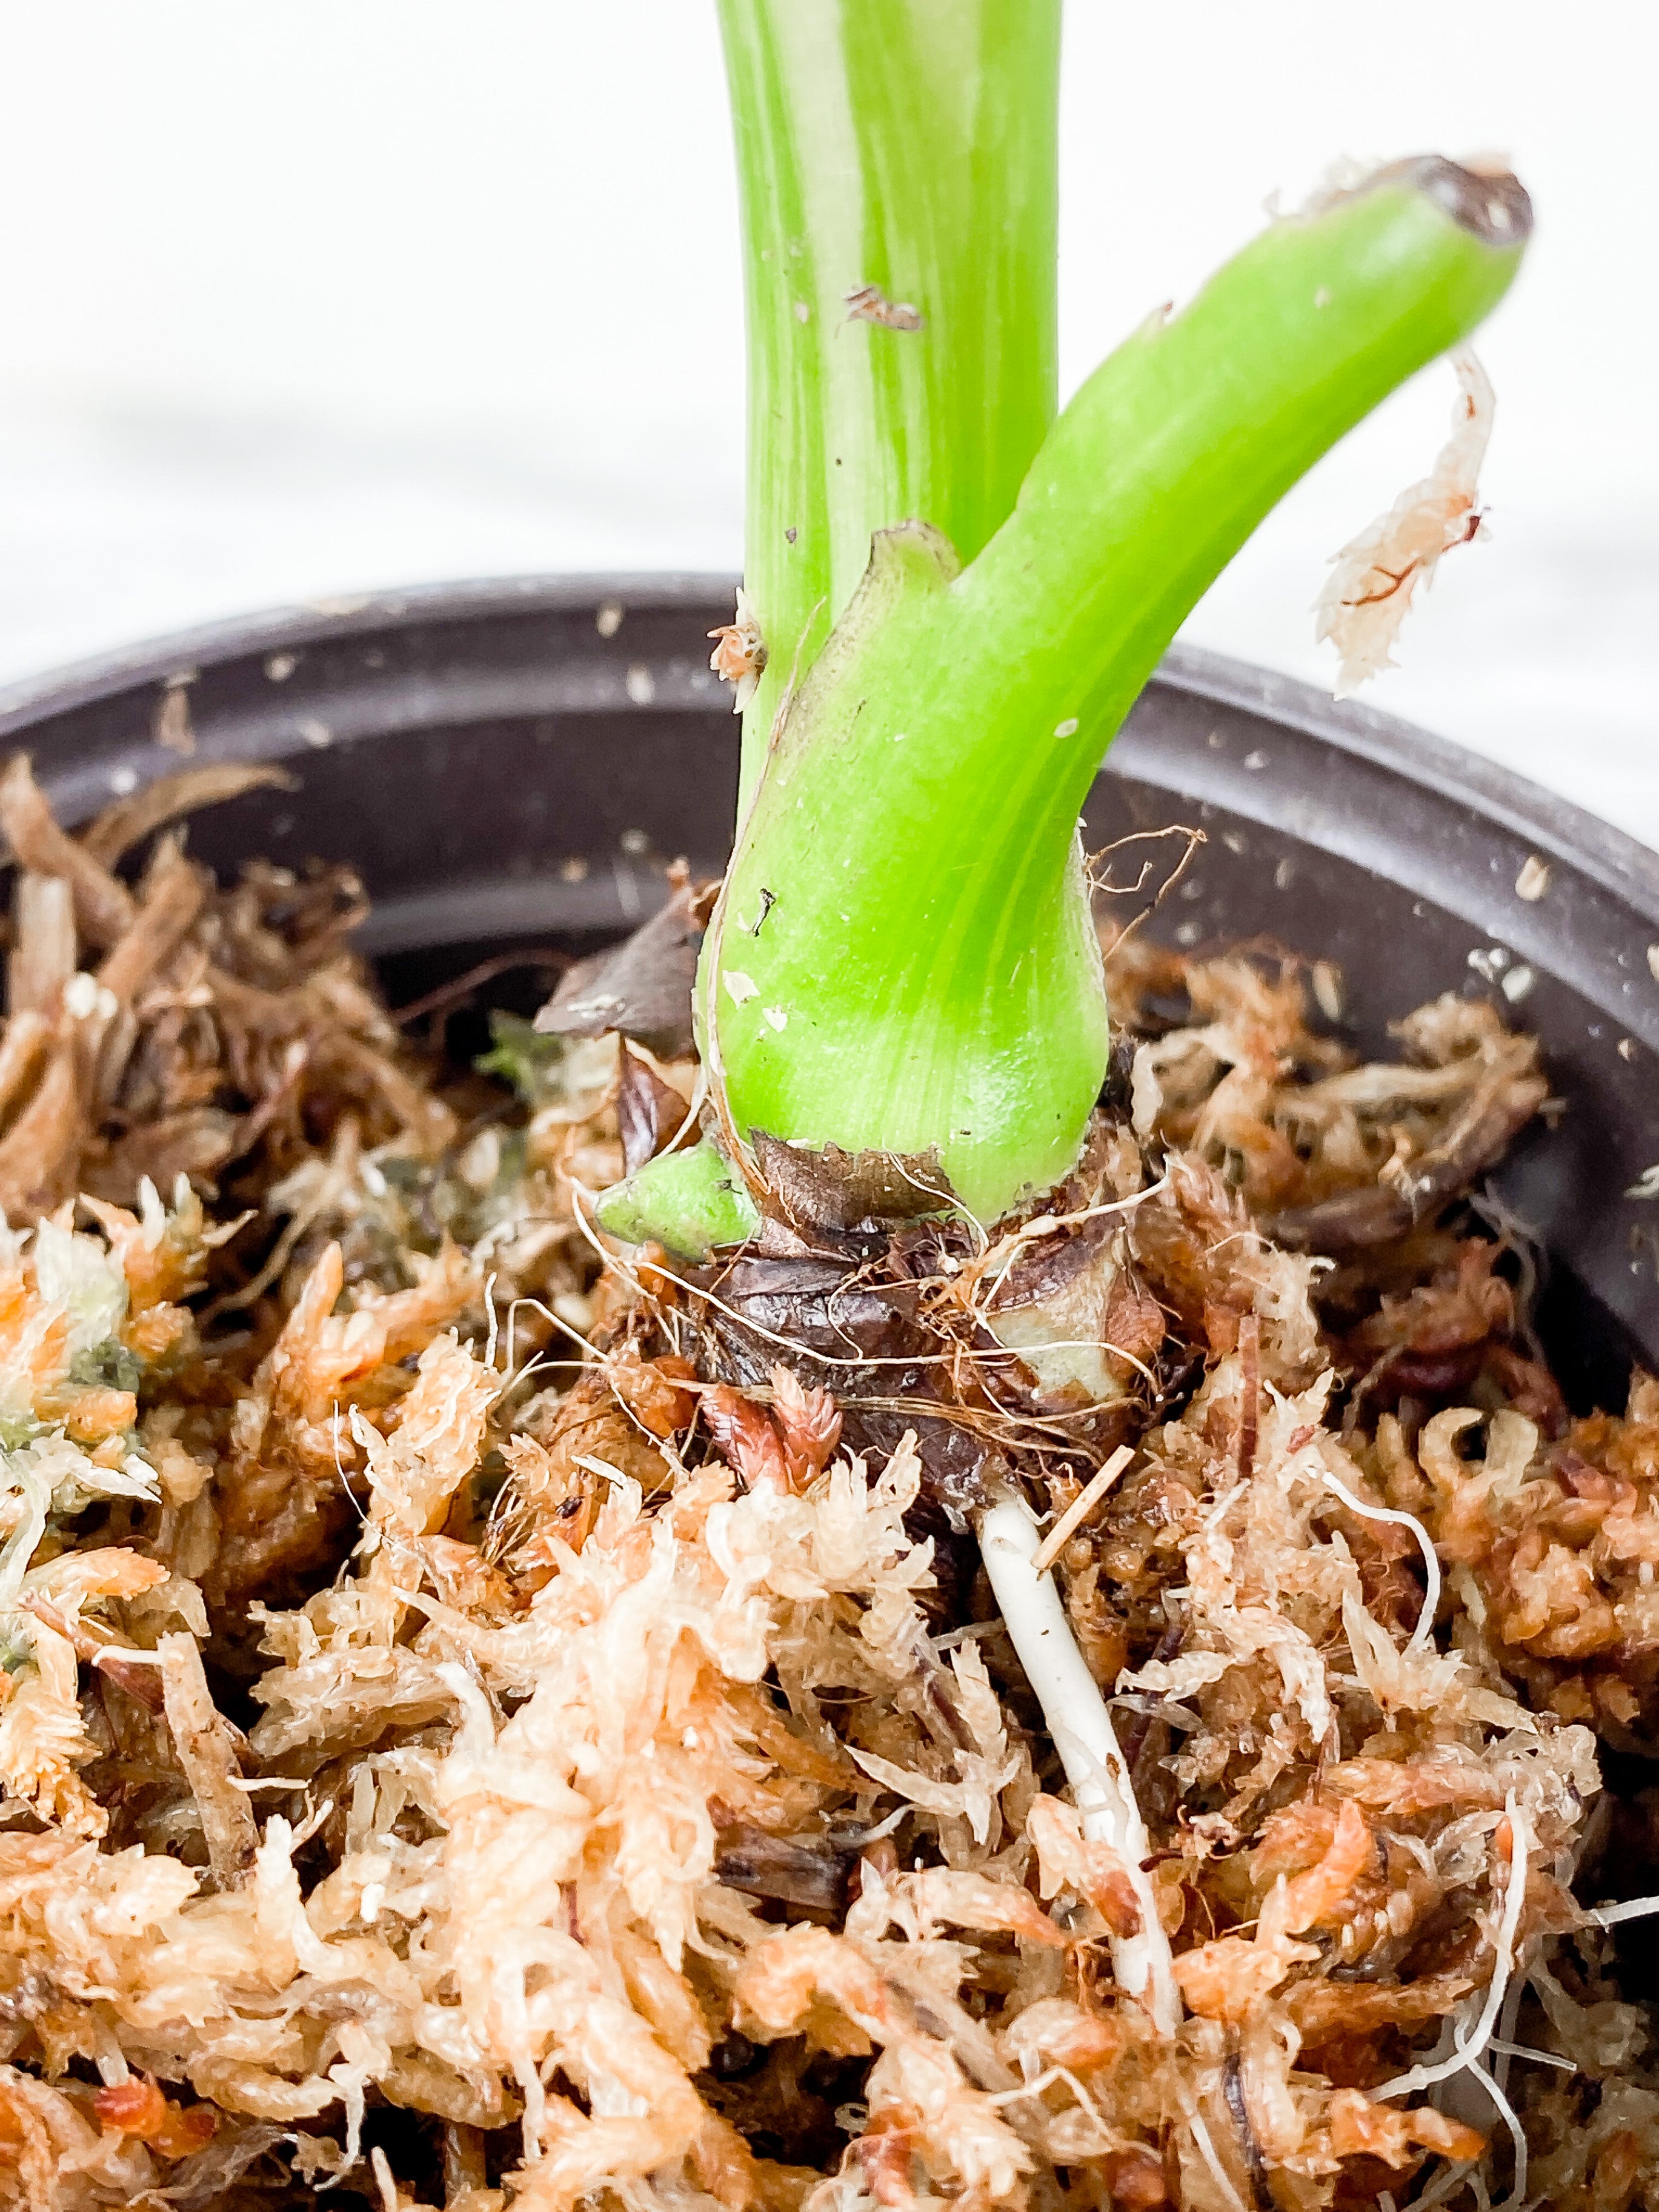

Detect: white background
[0,4,1653,835]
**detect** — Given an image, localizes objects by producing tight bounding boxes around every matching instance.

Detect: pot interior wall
[5,575,1658,1410]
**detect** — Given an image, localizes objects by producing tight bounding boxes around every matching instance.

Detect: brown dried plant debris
[1393,1373,1659,1751]
[1105,935,1549,1254]
[842,284,926,333]
[0,753,458,1221]
[0,771,1651,2211]
[1316,350,1495,699]
[708,588,769,714]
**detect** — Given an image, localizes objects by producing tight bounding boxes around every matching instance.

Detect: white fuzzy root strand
[1312,1457,1442,1658]
[979,1496,1180,2034]
[1377,1796,1531,2104]
[1588,1893,1659,1928]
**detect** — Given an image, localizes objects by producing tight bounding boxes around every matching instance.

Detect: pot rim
[2,571,1654,928]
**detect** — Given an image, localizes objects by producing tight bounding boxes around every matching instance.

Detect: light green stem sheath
[695,166,1529,1226]
[603,161,1531,1256]
[718,0,1060,811]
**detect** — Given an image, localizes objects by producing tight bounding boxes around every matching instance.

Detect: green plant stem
[696,165,1530,1229]
[717,0,1060,811]
[593,1140,758,1258]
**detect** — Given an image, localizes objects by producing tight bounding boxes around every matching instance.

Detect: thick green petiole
[717,0,1060,811]
[709,163,1529,1223]
[604,161,1531,1253]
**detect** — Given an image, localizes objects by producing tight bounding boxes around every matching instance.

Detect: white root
[1487,2036,1572,2073]
[1183,2099,1251,2212]
[1587,1893,1659,1927]
[1315,350,1495,698]
[978,1496,1180,2034]
[1377,1796,1530,2102]
[1482,2060,1529,2212]
[1397,2157,1482,2212]
[1311,1455,1442,1659]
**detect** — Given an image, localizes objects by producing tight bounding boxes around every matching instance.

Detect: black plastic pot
[5,574,1658,1406]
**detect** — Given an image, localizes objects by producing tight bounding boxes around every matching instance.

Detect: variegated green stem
[717,0,1060,812]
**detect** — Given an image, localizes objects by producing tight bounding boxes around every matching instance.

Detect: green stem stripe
[717,0,1060,811]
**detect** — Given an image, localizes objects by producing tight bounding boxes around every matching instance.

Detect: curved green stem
[717,0,1060,811]
[702,163,1531,1226]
